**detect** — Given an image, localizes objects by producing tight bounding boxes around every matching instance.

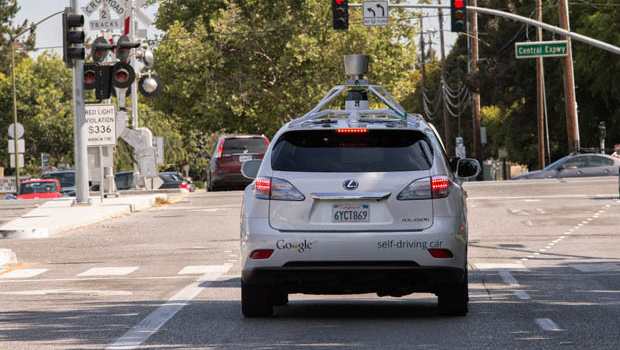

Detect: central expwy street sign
[515,40,568,59]
[363,1,388,26]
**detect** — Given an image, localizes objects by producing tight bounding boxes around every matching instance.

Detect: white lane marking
[78,267,139,277]
[178,265,224,275]
[536,208,546,214]
[0,289,132,296]
[522,199,541,202]
[499,270,519,286]
[533,252,540,255]
[514,290,531,300]
[475,263,526,270]
[527,255,534,258]
[535,318,563,331]
[0,269,48,279]
[539,249,546,252]
[526,220,533,226]
[106,263,232,350]
[569,263,620,272]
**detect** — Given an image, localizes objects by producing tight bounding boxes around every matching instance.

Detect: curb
[0,249,17,267]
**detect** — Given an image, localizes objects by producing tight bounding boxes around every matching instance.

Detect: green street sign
[515,40,569,59]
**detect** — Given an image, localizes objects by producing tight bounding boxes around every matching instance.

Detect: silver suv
[239,55,480,317]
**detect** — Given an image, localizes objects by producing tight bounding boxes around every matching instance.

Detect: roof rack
[289,54,420,128]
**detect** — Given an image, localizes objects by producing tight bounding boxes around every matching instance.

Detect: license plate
[332,204,370,222]
[239,155,252,162]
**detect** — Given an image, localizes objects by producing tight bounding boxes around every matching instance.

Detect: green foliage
[152,0,418,141]
[0,0,35,74]
[0,53,73,174]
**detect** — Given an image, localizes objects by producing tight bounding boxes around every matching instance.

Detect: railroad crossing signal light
[62,7,85,68]
[83,64,112,100]
[332,0,348,30]
[450,0,467,33]
[116,35,141,63]
[91,37,115,64]
[111,62,136,89]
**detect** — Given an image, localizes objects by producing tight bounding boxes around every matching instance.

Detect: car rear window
[20,182,58,194]
[271,129,433,172]
[222,138,268,155]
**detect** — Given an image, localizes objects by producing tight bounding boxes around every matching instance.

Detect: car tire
[272,293,288,306]
[438,272,468,316]
[206,172,215,192]
[241,281,273,317]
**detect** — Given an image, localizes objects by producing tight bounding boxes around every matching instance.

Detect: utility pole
[129,0,141,179]
[558,0,579,153]
[470,0,481,163]
[70,0,90,204]
[536,0,546,168]
[420,14,427,120]
[438,1,453,155]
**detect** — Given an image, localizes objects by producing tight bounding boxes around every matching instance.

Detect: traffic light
[116,35,140,63]
[450,0,467,33]
[332,0,348,30]
[91,37,115,64]
[62,7,85,68]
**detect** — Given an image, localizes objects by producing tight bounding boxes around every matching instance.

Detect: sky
[14,0,160,57]
[14,1,457,57]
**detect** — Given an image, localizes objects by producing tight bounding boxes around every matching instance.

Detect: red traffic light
[84,70,96,85]
[454,0,464,8]
[114,70,129,84]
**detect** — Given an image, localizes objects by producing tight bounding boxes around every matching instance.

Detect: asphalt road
[0,177,619,349]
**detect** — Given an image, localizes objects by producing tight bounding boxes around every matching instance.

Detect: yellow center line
[0,262,37,277]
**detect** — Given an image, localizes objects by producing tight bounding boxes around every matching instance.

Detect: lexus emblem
[343,179,358,190]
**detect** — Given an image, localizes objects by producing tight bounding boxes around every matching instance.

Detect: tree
[152,0,419,140]
[0,0,35,74]
[0,53,73,174]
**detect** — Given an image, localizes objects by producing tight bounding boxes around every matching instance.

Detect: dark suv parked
[206,135,269,191]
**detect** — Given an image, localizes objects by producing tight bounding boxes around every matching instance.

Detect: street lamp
[9,10,63,194]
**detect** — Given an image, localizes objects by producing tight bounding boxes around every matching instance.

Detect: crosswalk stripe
[0,268,48,279]
[77,267,139,277]
[178,265,226,275]
[107,263,232,350]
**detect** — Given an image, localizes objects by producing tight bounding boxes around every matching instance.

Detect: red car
[17,179,63,199]
[206,135,270,191]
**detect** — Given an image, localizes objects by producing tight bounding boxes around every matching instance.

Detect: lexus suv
[239,55,480,317]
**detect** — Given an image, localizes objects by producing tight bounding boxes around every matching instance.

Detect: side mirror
[556,165,565,171]
[241,159,262,180]
[456,158,481,179]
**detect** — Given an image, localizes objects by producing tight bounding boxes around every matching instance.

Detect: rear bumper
[242,264,466,295]
[212,172,252,187]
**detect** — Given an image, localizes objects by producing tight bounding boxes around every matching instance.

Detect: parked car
[17,179,63,199]
[160,172,194,192]
[113,171,191,191]
[41,170,75,196]
[206,135,270,191]
[512,153,620,179]
[159,172,190,191]
[239,86,480,317]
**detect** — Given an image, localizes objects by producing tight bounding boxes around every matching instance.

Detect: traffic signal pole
[70,0,90,204]
[558,0,579,153]
[470,0,481,164]
[438,1,454,156]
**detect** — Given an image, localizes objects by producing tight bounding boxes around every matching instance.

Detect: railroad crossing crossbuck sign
[363,1,388,26]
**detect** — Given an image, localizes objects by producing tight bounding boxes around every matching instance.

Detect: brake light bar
[431,176,451,198]
[336,128,368,133]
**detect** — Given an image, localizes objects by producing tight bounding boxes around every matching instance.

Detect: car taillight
[397,176,452,200]
[431,176,451,198]
[254,177,271,199]
[179,181,188,189]
[215,140,224,158]
[253,177,304,201]
[397,177,431,200]
[250,249,274,259]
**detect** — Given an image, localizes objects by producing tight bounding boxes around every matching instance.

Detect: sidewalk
[0,192,187,240]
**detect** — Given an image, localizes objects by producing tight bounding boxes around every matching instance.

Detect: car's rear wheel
[241,281,273,317]
[437,272,468,316]
[273,293,288,306]
[206,172,215,192]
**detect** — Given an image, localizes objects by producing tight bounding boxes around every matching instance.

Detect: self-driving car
[239,55,480,317]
